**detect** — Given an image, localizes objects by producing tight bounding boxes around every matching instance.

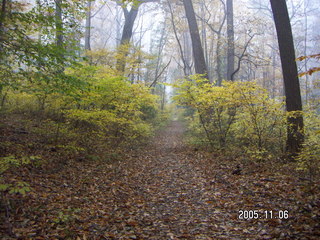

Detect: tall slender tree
[55,0,63,47]
[270,0,304,157]
[183,0,208,79]
[85,0,92,51]
[0,0,8,53]
[167,0,191,77]
[199,0,226,85]
[226,0,234,81]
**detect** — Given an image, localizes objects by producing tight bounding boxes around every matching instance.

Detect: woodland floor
[1,120,320,239]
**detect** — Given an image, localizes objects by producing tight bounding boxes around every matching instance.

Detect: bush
[1,63,160,160]
[63,65,158,149]
[296,110,320,180]
[173,76,286,160]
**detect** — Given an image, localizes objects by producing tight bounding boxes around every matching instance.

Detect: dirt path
[104,121,261,239]
[118,121,227,239]
[2,121,319,239]
[105,121,318,239]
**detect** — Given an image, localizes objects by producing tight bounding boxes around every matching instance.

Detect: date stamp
[238,210,289,220]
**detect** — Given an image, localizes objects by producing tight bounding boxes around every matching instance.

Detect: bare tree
[148,21,171,87]
[197,0,226,84]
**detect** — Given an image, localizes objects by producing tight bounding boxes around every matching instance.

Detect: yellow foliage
[1,62,160,154]
[296,110,320,176]
[173,75,286,158]
[63,65,158,148]
[297,53,320,77]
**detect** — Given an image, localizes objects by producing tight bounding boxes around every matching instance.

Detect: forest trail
[1,121,319,239]
[117,120,232,239]
[95,120,301,239]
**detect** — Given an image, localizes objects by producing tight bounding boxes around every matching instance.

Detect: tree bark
[216,33,223,85]
[183,0,208,79]
[55,0,63,47]
[226,0,234,81]
[84,0,92,51]
[270,0,304,157]
[115,6,122,47]
[0,0,6,31]
[303,2,309,104]
[116,0,158,74]
[200,1,208,69]
[120,7,139,46]
[116,5,139,73]
[0,0,7,52]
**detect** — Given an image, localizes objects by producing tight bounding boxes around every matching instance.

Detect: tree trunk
[55,0,63,47]
[183,31,193,75]
[303,2,309,104]
[216,33,223,85]
[0,0,7,31]
[200,1,208,70]
[116,6,122,47]
[120,8,139,45]
[0,0,7,53]
[226,0,234,81]
[116,0,158,74]
[202,0,226,85]
[270,0,304,158]
[183,0,208,79]
[116,6,139,73]
[84,0,91,51]
[167,0,190,77]
[153,23,166,85]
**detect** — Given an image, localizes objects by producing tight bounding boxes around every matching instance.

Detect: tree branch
[231,33,255,80]
[167,0,189,76]
[149,58,172,87]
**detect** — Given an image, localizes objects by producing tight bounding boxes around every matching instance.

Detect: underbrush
[173,76,320,182]
[0,64,169,236]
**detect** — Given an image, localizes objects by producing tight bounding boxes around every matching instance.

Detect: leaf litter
[1,121,319,239]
